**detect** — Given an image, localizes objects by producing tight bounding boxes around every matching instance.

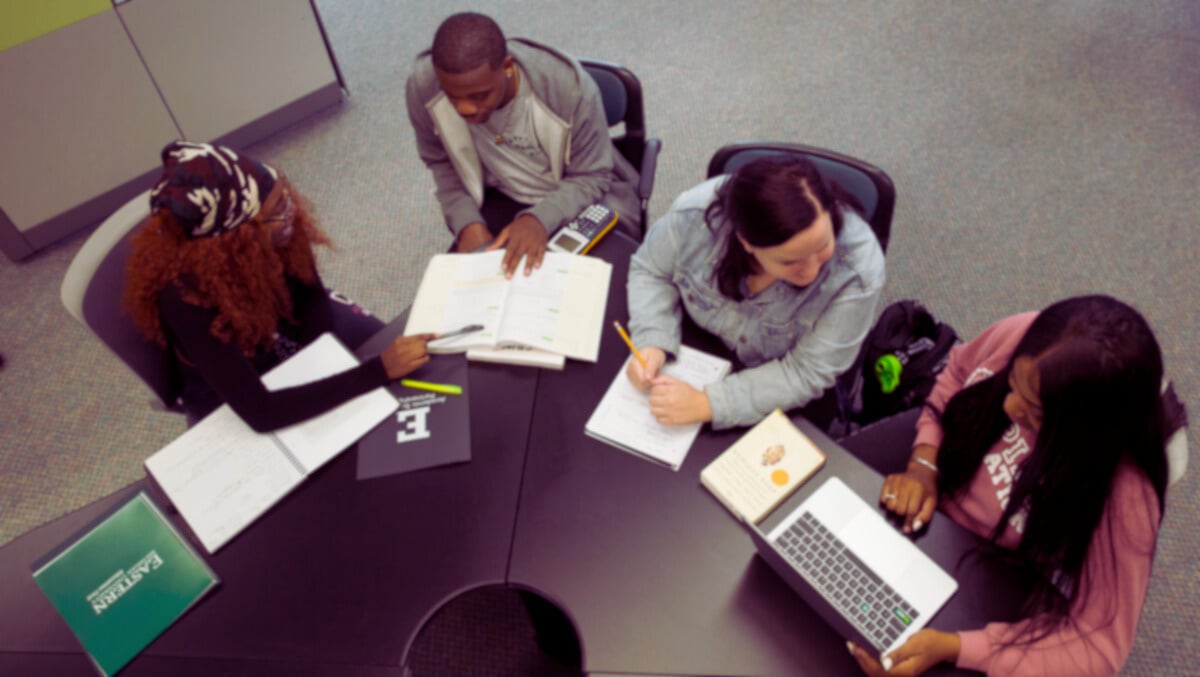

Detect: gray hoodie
[406,38,640,238]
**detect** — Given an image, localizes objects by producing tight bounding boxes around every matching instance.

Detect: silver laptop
[750,476,957,656]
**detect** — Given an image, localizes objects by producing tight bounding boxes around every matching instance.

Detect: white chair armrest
[61,190,152,325]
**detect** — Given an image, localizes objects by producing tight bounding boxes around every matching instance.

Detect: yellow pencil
[613,321,646,367]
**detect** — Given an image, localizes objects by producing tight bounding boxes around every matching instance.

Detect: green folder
[32,492,219,676]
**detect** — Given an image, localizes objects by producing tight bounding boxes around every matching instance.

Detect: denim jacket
[627,176,886,429]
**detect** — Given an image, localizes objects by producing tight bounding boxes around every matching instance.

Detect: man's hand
[381,334,435,379]
[648,375,712,425]
[457,223,493,254]
[625,347,667,391]
[848,629,960,676]
[489,214,547,277]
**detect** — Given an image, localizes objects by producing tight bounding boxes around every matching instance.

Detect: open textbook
[404,249,611,362]
[701,409,826,524]
[144,334,398,554]
[585,346,731,471]
[465,344,565,370]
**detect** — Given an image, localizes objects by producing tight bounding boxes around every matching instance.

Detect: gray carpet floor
[2,2,1198,674]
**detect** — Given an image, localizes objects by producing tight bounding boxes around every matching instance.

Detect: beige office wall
[0,0,343,260]
[118,0,340,142]
[0,9,179,233]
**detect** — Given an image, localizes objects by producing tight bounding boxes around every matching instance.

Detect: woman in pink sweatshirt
[849,295,1184,676]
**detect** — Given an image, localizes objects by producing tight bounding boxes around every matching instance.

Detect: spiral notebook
[585,346,731,471]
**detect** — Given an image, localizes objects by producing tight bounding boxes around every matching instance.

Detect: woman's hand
[647,375,712,425]
[381,334,435,379]
[848,629,960,676]
[625,347,667,391]
[880,445,939,534]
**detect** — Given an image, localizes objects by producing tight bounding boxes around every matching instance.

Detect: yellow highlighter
[400,379,463,396]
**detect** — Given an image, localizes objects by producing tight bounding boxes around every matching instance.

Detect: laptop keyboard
[774,511,918,650]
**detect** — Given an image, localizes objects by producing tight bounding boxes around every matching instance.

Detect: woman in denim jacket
[625,155,885,430]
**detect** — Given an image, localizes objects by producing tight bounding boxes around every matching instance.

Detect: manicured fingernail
[846,641,855,655]
[912,519,923,531]
[882,656,894,671]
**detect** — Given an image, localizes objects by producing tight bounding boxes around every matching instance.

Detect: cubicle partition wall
[0,0,345,261]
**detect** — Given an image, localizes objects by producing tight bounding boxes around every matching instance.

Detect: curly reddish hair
[124,180,332,356]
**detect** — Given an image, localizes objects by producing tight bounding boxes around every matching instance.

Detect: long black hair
[935,295,1175,643]
[705,155,862,300]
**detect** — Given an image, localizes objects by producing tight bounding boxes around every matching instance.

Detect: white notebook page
[262,333,398,473]
[586,346,730,470]
[145,406,303,553]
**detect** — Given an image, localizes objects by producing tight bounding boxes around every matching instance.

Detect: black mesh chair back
[580,59,662,238]
[706,142,895,253]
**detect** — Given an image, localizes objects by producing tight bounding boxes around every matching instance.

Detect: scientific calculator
[547,203,618,255]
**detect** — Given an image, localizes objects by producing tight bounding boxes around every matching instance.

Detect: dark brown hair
[706,155,861,300]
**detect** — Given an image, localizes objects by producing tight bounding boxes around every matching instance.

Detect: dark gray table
[509,234,1025,675]
[0,233,1024,676]
[0,353,538,676]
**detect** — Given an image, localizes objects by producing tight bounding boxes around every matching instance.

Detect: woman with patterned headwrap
[125,141,434,432]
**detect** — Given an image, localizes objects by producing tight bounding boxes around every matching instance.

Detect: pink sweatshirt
[913,313,1161,676]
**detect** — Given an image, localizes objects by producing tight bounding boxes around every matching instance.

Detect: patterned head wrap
[150,141,278,238]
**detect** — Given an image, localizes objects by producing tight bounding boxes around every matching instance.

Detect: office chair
[580,58,662,239]
[61,190,183,413]
[706,141,895,253]
[1163,381,1189,487]
[1167,429,1187,487]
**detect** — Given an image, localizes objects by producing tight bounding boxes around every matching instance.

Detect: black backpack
[843,300,959,428]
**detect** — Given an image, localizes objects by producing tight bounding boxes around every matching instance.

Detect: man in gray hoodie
[406,12,640,276]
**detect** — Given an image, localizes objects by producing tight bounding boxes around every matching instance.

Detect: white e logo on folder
[396,407,432,443]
